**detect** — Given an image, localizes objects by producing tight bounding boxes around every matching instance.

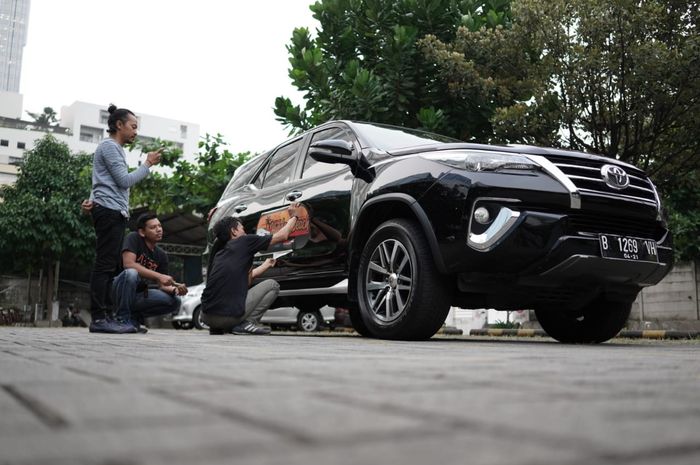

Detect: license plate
[599,234,659,262]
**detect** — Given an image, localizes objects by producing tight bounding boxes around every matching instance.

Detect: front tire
[297,310,322,332]
[535,296,632,343]
[193,306,208,330]
[357,219,450,340]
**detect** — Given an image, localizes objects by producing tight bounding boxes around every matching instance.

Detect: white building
[0,94,200,184]
[0,0,30,93]
[59,101,200,167]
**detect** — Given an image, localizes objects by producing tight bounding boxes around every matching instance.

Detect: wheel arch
[348,193,447,300]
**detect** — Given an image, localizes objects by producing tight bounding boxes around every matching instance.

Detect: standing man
[112,213,187,333]
[82,104,166,334]
[202,207,298,335]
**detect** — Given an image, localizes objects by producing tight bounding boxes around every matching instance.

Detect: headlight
[421,151,540,172]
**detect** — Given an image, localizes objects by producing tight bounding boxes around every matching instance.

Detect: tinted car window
[221,152,268,198]
[352,122,460,152]
[302,127,354,179]
[262,139,302,187]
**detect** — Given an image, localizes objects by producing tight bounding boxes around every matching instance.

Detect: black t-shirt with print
[201,234,272,317]
[122,231,169,288]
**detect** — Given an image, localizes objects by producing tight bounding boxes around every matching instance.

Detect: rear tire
[357,219,450,340]
[535,296,632,343]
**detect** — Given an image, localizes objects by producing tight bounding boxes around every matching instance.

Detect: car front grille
[543,155,658,208]
[566,212,666,240]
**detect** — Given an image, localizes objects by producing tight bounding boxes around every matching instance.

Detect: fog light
[474,207,490,224]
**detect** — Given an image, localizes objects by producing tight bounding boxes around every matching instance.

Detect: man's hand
[157,274,175,287]
[145,147,164,167]
[287,202,302,219]
[81,199,93,215]
[263,258,277,268]
[174,282,188,296]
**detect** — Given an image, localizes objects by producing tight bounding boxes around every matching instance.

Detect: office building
[0,0,30,92]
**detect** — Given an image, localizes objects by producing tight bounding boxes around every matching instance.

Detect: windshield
[352,122,461,152]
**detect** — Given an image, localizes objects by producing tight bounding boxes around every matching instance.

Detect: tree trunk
[45,262,53,320]
[26,268,31,307]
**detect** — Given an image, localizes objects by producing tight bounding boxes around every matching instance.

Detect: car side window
[261,139,303,187]
[302,127,354,179]
[222,153,267,196]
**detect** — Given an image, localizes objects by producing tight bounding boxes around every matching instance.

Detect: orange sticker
[257,205,310,238]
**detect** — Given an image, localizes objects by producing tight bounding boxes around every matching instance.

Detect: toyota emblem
[601,164,630,189]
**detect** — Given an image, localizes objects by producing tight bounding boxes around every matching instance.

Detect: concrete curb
[469,328,700,339]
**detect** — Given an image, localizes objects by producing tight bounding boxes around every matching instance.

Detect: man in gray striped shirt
[82,105,166,333]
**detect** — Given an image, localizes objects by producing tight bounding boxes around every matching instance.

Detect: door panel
[273,126,356,284]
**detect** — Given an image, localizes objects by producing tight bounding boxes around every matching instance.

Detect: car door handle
[233,204,247,213]
[286,191,303,201]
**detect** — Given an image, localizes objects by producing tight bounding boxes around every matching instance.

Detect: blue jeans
[112,269,180,323]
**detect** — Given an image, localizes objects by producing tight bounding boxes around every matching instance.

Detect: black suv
[207,121,672,343]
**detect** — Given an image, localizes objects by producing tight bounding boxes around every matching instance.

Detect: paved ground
[0,328,699,465]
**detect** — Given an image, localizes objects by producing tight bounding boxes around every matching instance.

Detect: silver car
[170,283,334,332]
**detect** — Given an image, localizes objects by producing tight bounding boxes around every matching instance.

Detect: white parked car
[170,282,334,332]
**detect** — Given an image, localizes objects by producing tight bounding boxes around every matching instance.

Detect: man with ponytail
[81,104,166,334]
[202,205,299,335]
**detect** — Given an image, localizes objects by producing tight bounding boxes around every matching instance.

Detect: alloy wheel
[364,238,413,325]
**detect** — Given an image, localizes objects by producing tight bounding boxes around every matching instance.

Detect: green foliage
[490,319,520,329]
[26,107,59,127]
[664,173,700,261]
[130,133,251,217]
[0,135,94,274]
[275,0,512,136]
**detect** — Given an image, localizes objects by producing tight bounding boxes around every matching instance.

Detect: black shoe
[209,328,225,335]
[89,319,137,334]
[231,320,271,335]
[115,318,147,334]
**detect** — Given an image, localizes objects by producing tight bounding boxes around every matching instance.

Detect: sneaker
[231,320,271,335]
[89,318,137,334]
[123,319,148,334]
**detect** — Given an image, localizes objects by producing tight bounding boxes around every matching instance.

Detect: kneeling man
[112,213,187,333]
[202,207,298,335]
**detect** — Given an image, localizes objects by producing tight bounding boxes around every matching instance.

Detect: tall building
[0,0,31,92]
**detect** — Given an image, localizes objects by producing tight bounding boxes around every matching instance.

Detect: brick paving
[0,327,699,465]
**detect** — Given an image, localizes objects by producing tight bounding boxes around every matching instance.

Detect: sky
[19,0,319,155]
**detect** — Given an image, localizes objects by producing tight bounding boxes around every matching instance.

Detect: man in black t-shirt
[202,206,299,335]
[111,213,187,333]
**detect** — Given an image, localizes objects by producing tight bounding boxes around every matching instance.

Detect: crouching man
[202,207,298,335]
[112,213,187,333]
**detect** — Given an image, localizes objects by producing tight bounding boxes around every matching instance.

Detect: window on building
[180,124,188,139]
[99,110,109,125]
[17,142,26,149]
[79,125,104,143]
[9,156,22,164]
[0,139,8,147]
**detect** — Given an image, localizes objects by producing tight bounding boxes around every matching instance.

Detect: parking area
[1,328,699,465]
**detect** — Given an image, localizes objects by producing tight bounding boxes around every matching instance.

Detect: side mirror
[308,139,355,165]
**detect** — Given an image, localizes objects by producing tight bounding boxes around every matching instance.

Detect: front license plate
[599,234,659,262]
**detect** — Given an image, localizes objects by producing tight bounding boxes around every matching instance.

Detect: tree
[274,0,513,137]
[130,133,252,217]
[26,107,59,127]
[0,135,94,312]
[424,0,699,259]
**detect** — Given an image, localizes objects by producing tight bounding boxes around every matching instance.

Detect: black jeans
[89,204,126,320]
